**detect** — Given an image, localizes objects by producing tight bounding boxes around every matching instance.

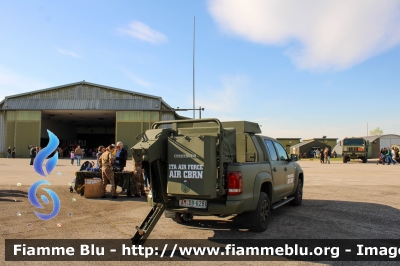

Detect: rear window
[343,139,365,146]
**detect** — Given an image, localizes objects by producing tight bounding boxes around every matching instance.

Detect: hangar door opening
[41,110,116,157]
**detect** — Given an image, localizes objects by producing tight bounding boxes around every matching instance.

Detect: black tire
[362,157,367,163]
[172,213,194,223]
[290,179,303,206]
[249,192,270,232]
[343,157,347,163]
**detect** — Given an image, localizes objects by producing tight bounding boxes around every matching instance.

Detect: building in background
[0,81,184,158]
[302,137,337,151]
[276,138,301,154]
[290,140,331,158]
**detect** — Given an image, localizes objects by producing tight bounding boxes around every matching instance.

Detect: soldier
[132,156,146,197]
[100,144,117,199]
[30,145,37,165]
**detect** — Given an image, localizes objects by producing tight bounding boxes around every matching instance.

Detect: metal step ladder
[131,203,166,245]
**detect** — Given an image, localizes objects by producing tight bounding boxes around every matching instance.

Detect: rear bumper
[166,199,246,215]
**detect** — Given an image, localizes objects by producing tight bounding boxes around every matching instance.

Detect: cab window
[264,139,278,161]
[273,141,289,160]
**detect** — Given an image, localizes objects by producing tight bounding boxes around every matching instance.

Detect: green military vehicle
[342,137,369,163]
[130,119,304,244]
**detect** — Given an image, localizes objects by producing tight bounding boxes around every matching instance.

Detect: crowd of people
[28,142,150,198]
[94,142,150,199]
[316,147,332,164]
[380,147,399,165]
[301,148,336,161]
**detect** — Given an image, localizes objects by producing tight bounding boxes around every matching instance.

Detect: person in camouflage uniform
[132,156,146,197]
[100,144,117,199]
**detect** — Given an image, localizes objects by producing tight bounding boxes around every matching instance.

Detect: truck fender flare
[292,168,304,195]
[251,171,273,211]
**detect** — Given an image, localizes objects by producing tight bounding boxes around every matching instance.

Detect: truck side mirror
[291,154,299,162]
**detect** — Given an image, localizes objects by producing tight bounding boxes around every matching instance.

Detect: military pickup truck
[130,119,304,244]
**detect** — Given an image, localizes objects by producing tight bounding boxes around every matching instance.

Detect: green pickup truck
[131,119,304,243]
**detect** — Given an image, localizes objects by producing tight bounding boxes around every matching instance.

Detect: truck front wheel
[250,192,270,232]
[343,157,347,163]
[290,179,303,206]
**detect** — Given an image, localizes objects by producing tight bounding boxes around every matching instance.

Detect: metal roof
[0,81,175,111]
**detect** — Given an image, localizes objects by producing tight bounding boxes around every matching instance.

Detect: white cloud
[0,66,49,101]
[197,75,250,116]
[117,21,167,44]
[56,48,80,58]
[121,69,152,88]
[208,0,400,70]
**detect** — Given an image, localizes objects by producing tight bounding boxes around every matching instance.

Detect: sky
[0,0,399,141]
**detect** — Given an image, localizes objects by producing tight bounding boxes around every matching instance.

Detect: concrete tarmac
[1,158,399,265]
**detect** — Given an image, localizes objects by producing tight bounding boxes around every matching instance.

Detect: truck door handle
[284,167,287,171]
[273,167,277,172]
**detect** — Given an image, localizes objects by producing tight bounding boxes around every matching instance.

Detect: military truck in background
[342,137,369,163]
[130,118,304,244]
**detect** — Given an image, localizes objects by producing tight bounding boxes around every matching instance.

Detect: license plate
[179,199,207,209]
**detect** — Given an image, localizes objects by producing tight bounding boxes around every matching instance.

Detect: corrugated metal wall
[7,111,16,120]
[16,110,41,121]
[117,111,160,122]
[5,111,41,157]
[116,111,161,154]
[15,121,41,158]
[161,112,175,121]
[0,112,5,153]
[160,112,175,129]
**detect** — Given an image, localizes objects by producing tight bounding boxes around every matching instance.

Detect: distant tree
[369,127,383,136]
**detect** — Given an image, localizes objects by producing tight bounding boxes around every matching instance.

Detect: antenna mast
[192,17,196,119]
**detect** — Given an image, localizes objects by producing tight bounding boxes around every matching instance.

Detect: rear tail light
[358,147,364,151]
[228,171,242,195]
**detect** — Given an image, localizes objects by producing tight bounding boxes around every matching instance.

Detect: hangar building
[0,81,183,158]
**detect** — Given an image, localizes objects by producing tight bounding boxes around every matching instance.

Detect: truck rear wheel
[290,179,303,206]
[362,157,367,163]
[172,213,194,223]
[343,157,347,163]
[249,192,270,232]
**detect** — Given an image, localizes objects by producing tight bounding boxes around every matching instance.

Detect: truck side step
[131,203,166,245]
[271,196,295,210]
